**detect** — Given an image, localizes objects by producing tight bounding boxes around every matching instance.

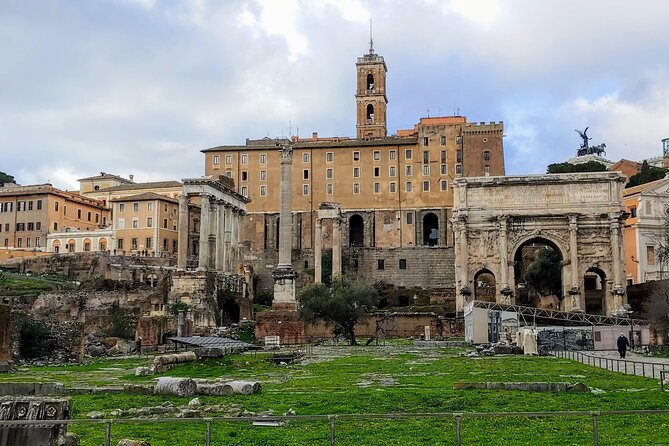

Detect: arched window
[366,104,374,123]
[366,73,374,90]
[423,213,439,246]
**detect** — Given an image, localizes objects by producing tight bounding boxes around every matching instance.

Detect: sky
[2,0,669,190]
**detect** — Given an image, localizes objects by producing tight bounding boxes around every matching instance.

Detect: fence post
[105,420,111,446]
[592,413,599,446]
[205,419,212,446]
[455,414,462,446]
[329,416,337,446]
[642,362,645,377]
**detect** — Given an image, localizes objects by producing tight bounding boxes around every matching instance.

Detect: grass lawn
[4,345,669,445]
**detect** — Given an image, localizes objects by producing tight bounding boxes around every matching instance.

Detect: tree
[298,277,379,345]
[546,161,608,174]
[0,171,15,186]
[626,160,667,188]
[523,248,563,298]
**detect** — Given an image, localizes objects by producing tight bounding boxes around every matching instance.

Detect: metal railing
[552,349,669,381]
[3,410,669,446]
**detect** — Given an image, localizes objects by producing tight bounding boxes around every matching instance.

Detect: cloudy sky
[2,0,669,190]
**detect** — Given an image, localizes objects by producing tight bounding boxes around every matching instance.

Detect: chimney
[129,175,134,182]
[312,132,318,140]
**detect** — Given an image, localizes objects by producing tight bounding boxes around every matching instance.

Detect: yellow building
[110,192,180,257]
[0,183,109,251]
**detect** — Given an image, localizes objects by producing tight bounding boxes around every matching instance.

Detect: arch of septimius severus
[452,172,628,317]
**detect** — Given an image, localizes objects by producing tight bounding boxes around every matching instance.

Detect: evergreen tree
[0,171,15,186]
[546,161,608,174]
[626,160,667,188]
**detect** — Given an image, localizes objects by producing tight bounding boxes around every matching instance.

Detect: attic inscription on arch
[452,172,628,317]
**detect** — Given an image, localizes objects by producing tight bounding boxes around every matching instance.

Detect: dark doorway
[349,215,364,247]
[219,298,240,325]
[423,212,439,246]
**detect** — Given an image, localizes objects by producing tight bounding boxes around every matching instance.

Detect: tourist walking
[617,332,629,358]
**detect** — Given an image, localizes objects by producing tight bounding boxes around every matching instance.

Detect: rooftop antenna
[369,18,374,54]
[426,107,430,118]
[289,120,292,137]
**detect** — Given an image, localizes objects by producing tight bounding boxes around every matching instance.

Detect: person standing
[617,332,630,358]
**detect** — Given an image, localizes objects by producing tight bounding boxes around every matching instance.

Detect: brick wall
[0,304,10,363]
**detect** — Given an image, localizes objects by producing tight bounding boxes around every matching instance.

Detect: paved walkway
[556,350,669,380]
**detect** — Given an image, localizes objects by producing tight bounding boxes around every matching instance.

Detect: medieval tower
[355,40,387,139]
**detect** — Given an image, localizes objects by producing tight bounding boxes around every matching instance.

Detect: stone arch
[512,236,565,309]
[67,239,76,253]
[584,267,606,315]
[349,214,365,247]
[52,240,61,253]
[366,73,374,90]
[474,269,496,302]
[99,238,108,251]
[83,238,92,252]
[423,212,439,246]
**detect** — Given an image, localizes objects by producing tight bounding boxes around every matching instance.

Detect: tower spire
[369,18,374,54]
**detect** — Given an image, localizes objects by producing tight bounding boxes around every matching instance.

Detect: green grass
[5,346,669,445]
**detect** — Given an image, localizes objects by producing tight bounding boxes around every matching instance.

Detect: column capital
[279,146,294,164]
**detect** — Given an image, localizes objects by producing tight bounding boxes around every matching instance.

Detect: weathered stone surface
[453,382,587,392]
[154,377,197,397]
[196,383,233,396]
[0,396,72,446]
[117,440,150,446]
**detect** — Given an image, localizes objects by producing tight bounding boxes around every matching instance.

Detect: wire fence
[551,349,669,381]
[3,410,669,446]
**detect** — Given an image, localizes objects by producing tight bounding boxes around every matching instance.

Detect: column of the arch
[198,194,211,270]
[498,217,512,304]
[456,218,470,311]
[332,218,342,278]
[314,218,323,283]
[207,200,217,269]
[568,215,583,312]
[177,194,190,269]
[610,218,626,315]
[215,202,226,271]
[224,206,233,272]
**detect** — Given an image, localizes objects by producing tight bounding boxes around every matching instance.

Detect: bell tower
[356,33,387,139]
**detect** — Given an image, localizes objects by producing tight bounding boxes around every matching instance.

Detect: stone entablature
[453,172,628,316]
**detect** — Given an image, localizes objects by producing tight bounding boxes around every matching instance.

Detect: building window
[456,164,462,175]
[117,239,124,250]
[441,180,448,191]
[406,212,413,224]
[241,171,248,181]
[303,152,310,163]
[423,137,429,145]
[28,201,33,211]
[326,152,334,162]
[132,218,139,229]
[647,246,656,265]
[326,168,333,179]
[225,154,233,164]
[77,209,82,219]
[423,165,430,176]
[54,202,59,212]
[377,259,385,270]
[389,150,396,160]
[441,164,448,175]
[241,186,248,197]
[241,154,248,164]
[226,170,232,178]
[35,237,40,247]
[405,149,412,159]
[353,151,360,162]
[406,182,413,192]
[260,185,267,196]
[131,238,138,250]
[87,211,92,221]
[353,167,360,178]
[456,150,463,163]
[326,183,333,195]
[374,182,380,194]
[389,182,396,193]
[630,206,637,218]
[303,184,310,195]
[35,222,41,230]
[17,201,25,211]
[119,203,125,212]
[440,136,446,145]
[26,238,31,248]
[484,165,490,176]
[36,200,42,210]
[374,167,380,177]
[27,222,34,231]
[645,201,652,215]
[147,217,153,227]
[147,202,153,211]
[353,183,360,194]
[399,259,407,269]
[213,155,220,165]
[456,135,462,144]
[389,166,396,177]
[163,219,168,229]
[118,218,125,229]
[423,151,429,164]
[146,237,152,249]
[17,238,22,248]
[484,150,491,161]
[303,169,309,180]
[441,151,447,163]
[405,165,413,176]
[423,181,430,192]
[373,150,380,160]
[16,223,25,231]
[132,202,138,212]
[53,222,58,231]
[260,170,267,181]
[260,153,267,163]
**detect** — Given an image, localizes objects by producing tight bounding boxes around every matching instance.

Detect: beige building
[111,193,180,257]
[81,178,183,208]
[47,227,113,253]
[0,183,109,251]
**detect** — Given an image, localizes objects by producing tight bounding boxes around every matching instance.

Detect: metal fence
[3,410,669,446]
[552,349,669,381]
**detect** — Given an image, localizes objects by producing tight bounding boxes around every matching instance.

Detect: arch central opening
[514,238,563,309]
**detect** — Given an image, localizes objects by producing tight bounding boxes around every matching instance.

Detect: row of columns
[314,217,342,283]
[177,193,243,272]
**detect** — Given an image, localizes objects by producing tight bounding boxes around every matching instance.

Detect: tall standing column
[457,219,471,311]
[198,194,211,270]
[332,218,342,278]
[610,218,626,315]
[498,217,512,304]
[215,201,226,271]
[314,218,322,283]
[177,194,190,269]
[207,201,217,269]
[273,146,298,310]
[224,206,232,272]
[568,215,582,311]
